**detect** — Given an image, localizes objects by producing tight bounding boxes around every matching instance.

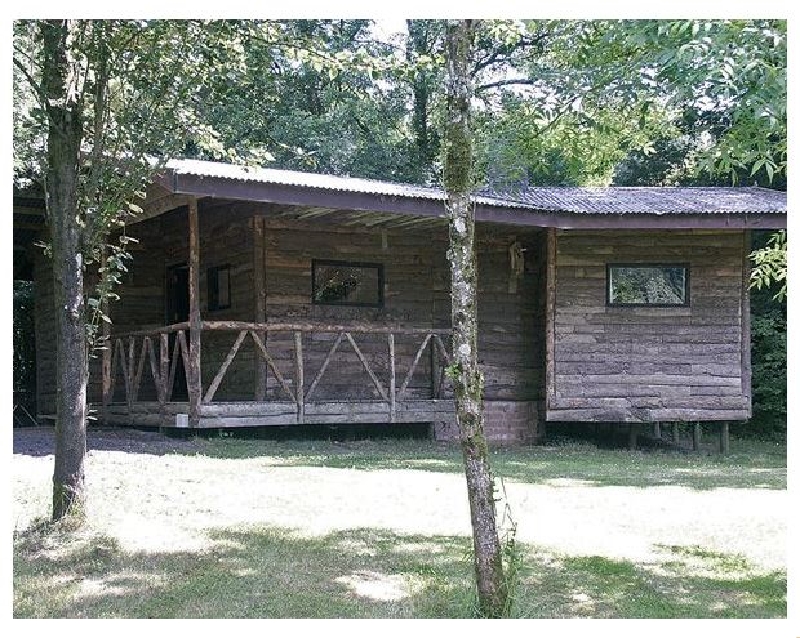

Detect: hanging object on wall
[509,241,525,275]
[508,240,525,293]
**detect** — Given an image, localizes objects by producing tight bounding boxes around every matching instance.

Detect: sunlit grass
[14,522,785,619]
[198,436,786,491]
[13,430,786,618]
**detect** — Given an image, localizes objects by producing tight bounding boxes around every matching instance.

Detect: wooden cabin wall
[32,197,547,442]
[476,225,545,401]
[547,229,750,423]
[258,212,545,440]
[475,225,546,442]
[195,201,255,401]
[259,213,451,402]
[101,202,256,403]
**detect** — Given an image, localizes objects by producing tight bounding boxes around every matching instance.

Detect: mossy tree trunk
[443,18,508,618]
[41,20,88,521]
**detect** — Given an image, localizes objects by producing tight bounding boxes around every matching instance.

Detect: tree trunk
[407,19,438,182]
[444,19,508,619]
[42,20,88,521]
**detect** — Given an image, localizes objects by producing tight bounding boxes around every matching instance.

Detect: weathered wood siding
[476,226,545,403]
[33,198,546,440]
[546,229,750,422]
[194,201,255,401]
[258,213,449,402]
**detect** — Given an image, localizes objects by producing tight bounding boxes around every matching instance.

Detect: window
[607,264,689,306]
[208,264,231,311]
[312,259,384,307]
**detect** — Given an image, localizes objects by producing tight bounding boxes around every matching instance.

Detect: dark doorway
[166,263,189,400]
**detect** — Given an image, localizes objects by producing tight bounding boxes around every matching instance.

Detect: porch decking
[99,321,456,429]
[102,400,455,428]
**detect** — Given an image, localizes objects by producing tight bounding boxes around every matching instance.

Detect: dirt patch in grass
[14,426,202,457]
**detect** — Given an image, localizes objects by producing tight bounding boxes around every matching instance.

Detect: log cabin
[20,159,787,443]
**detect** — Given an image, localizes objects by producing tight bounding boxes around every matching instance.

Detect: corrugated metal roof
[165,159,786,215]
[504,186,786,214]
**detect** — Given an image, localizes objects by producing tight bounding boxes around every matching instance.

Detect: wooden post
[101,326,111,425]
[692,422,702,451]
[653,422,661,439]
[100,247,111,424]
[127,336,135,409]
[672,423,680,444]
[388,332,396,423]
[719,421,730,455]
[253,215,268,400]
[628,423,638,451]
[159,333,169,405]
[741,230,752,418]
[294,331,304,424]
[188,197,202,427]
[429,333,437,399]
[545,228,556,415]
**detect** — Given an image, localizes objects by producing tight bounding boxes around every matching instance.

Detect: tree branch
[475,77,542,93]
[13,56,46,105]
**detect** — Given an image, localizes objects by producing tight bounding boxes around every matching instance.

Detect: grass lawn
[13,428,786,618]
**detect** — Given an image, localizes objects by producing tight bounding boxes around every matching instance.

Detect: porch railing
[102,321,453,424]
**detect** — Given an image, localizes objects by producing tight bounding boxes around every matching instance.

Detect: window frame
[311,259,385,308]
[207,264,232,311]
[605,262,690,308]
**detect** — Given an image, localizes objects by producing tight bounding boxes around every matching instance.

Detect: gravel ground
[13,427,786,573]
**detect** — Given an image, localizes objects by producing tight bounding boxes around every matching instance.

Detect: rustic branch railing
[102,321,453,424]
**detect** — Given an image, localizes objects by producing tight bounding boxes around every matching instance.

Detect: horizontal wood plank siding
[34,198,546,439]
[547,229,749,422]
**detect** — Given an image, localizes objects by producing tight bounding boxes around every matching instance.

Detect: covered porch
[100,319,455,429]
[89,167,544,439]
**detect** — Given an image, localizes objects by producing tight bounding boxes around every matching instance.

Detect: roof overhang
[153,169,787,230]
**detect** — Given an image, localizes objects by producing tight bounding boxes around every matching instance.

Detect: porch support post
[101,316,111,425]
[253,215,268,400]
[388,332,396,423]
[653,422,661,439]
[294,331,304,424]
[127,337,135,409]
[188,197,202,427]
[545,228,556,416]
[719,421,730,455]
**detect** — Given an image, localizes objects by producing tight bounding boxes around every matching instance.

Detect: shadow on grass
[13,429,786,491]
[13,523,477,619]
[518,553,785,619]
[192,438,787,491]
[13,427,204,458]
[14,521,785,619]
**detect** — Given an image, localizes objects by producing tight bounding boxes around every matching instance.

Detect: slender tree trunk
[443,19,507,618]
[41,20,88,521]
[407,19,437,182]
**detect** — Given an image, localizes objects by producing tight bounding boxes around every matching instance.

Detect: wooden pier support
[628,424,638,450]
[692,422,702,451]
[719,421,730,455]
[388,333,396,423]
[294,331,304,424]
